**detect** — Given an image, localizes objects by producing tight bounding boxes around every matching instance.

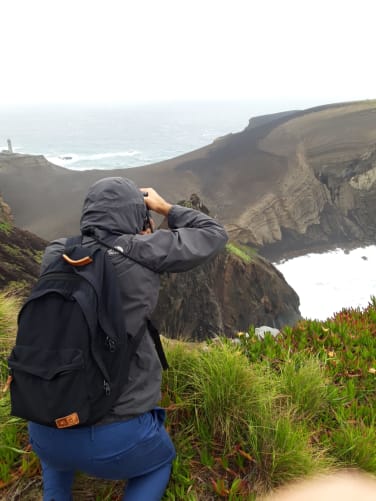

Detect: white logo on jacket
[107,246,124,256]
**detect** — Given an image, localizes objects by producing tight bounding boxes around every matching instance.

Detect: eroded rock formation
[0,196,46,290]
[153,249,301,340]
[152,196,301,340]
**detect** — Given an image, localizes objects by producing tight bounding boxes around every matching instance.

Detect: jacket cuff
[167,205,187,228]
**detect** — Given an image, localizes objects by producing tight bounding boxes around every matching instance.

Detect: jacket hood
[80,177,147,235]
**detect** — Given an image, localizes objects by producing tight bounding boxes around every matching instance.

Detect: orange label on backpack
[55,412,80,428]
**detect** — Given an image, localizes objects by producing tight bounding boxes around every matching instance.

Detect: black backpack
[7,234,167,428]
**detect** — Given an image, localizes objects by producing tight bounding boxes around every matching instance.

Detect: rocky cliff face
[249,102,376,259]
[153,249,301,340]
[152,196,301,340]
[0,196,47,291]
[0,193,301,337]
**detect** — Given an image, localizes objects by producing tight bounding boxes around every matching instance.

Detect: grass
[0,294,375,499]
[225,242,256,264]
[0,222,12,236]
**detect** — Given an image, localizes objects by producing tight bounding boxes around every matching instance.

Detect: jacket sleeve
[123,205,228,273]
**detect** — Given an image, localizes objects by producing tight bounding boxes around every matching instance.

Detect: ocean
[0,101,266,170]
[0,100,375,321]
[275,246,376,321]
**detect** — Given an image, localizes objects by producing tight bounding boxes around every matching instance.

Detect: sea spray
[275,245,376,320]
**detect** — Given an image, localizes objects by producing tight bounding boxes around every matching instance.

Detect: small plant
[0,292,20,383]
[278,354,331,422]
[0,244,23,259]
[330,422,376,473]
[225,242,256,264]
[247,413,332,489]
[0,221,12,235]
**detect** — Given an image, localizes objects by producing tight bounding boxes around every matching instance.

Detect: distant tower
[7,139,13,153]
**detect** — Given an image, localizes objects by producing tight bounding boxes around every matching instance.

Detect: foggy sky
[1,0,375,106]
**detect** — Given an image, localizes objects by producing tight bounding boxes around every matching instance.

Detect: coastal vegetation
[225,242,256,264]
[0,222,12,236]
[0,292,375,499]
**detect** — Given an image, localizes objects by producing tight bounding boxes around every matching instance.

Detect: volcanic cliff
[0,193,301,340]
[0,196,46,291]
[1,100,376,261]
[0,193,301,338]
[153,196,301,339]
[154,250,300,340]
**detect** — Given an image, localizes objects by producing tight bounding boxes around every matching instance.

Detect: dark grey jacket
[41,177,228,423]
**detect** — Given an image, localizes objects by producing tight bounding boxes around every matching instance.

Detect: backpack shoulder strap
[147,320,169,370]
[65,235,83,249]
[81,228,169,370]
[82,228,155,272]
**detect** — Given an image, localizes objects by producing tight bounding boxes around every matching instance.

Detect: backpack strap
[76,228,169,370]
[66,235,83,247]
[81,228,155,272]
[147,320,169,370]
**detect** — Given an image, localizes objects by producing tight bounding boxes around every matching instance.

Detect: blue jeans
[28,408,176,501]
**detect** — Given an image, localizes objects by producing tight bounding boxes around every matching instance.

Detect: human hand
[140,188,172,216]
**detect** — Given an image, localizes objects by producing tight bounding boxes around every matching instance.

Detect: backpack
[7,234,167,428]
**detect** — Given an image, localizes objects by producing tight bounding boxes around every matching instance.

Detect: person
[27,176,228,501]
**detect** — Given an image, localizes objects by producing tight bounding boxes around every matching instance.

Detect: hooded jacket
[41,177,228,423]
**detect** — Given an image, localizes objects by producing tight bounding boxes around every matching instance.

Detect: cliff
[1,100,376,261]
[153,196,301,339]
[243,101,376,259]
[153,249,301,340]
[0,193,301,337]
[0,196,46,291]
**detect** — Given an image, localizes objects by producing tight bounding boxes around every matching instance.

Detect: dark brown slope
[0,103,313,240]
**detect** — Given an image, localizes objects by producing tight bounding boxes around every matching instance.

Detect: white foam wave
[275,246,376,321]
[46,154,79,167]
[46,150,140,167]
[80,150,140,161]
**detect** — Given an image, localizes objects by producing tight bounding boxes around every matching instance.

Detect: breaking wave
[46,150,142,169]
[275,245,376,320]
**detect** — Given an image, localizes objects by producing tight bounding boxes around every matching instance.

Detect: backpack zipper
[103,380,111,396]
[105,336,116,352]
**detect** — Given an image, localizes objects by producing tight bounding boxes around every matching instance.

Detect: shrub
[278,354,331,422]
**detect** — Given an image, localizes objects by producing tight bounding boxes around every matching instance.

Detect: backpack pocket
[8,346,89,426]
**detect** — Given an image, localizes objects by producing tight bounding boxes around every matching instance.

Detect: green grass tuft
[0,221,12,235]
[226,242,256,263]
[1,294,376,499]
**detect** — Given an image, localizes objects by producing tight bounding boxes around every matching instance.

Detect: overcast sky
[1,0,375,106]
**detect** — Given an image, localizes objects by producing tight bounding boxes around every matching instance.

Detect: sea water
[0,101,263,169]
[0,101,375,320]
[275,246,376,320]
